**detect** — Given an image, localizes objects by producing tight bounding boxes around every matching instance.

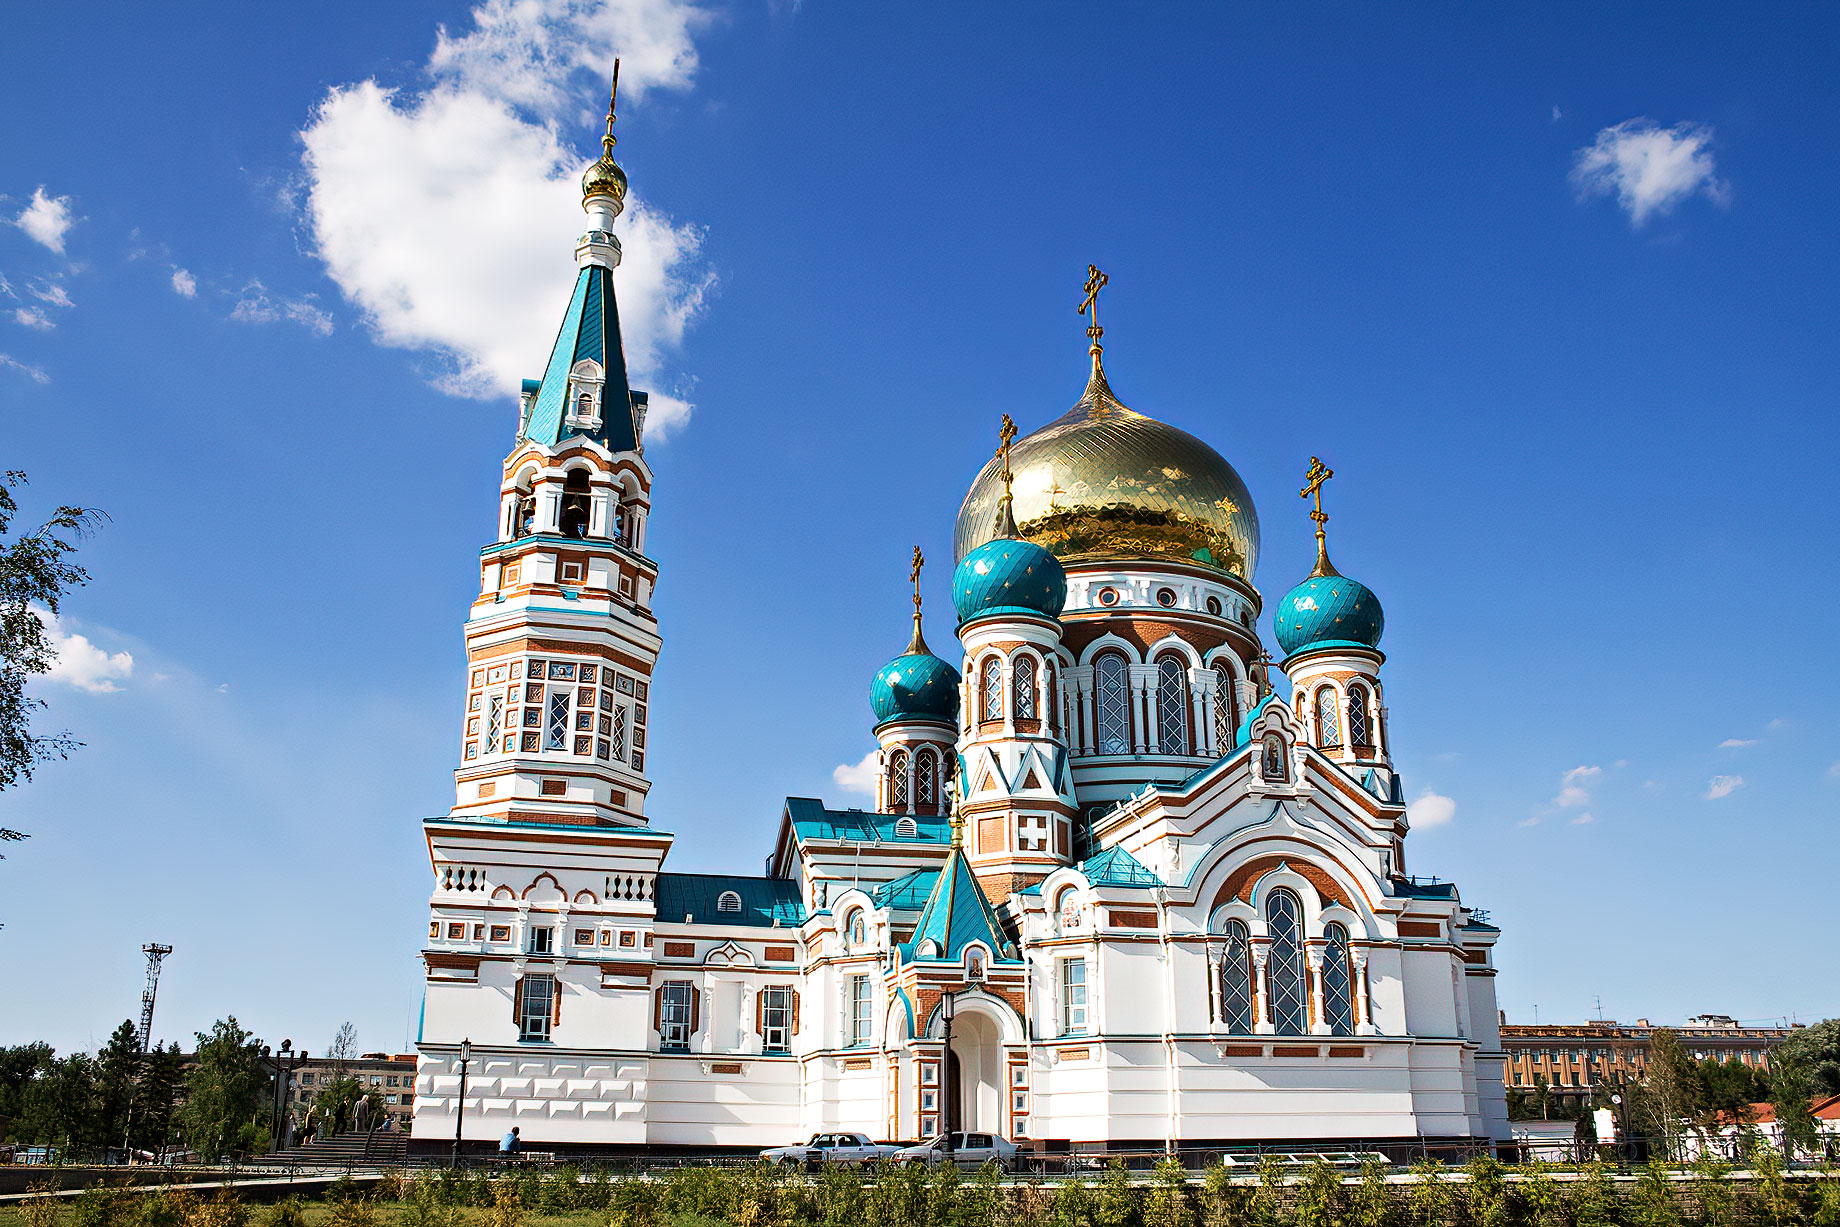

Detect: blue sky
[2,2,1836,1056]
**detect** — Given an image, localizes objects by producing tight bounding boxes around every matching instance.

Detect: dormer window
[716,890,742,914]
[894,816,918,838]
[565,360,604,430]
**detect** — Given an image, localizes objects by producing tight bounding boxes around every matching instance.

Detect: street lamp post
[451,1039,472,1168]
[269,1040,307,1154]
[940,994,957,1135]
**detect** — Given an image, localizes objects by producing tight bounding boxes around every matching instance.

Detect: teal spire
[906,827,1020,962]
[520,266,643,452]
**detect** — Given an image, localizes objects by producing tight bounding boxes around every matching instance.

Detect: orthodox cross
[909,546,924,614]
[1078,264,1109,345]
[1300,456,1338,576]
[998,413,1018,493]
[603,59,621,156]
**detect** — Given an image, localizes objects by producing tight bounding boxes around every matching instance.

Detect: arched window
[1219,919,1254,1033]
[716,890,742,914]
[889,749,910,809]
[575,391,594,418]
[1261,733,1286,781]
[980,657,1003,722]
[1323,922,1355,1036]
[1213,662,1237,752]
[1013,655,1037,720]
[1346,684,1372,749]
[611,503,627,546]
[560,469,591,539]
[514,492,537,539]
[1266,888,1307,1036]
[1157,657,1189,754]
[914,748,937,808]
[1315,687,1341,748]
[1094,653,1130,754]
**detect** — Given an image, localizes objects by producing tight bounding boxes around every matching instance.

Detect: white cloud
[1571,119,1730,227]
[31,280,71,308]
[1407,789,1456,829]
[13,187,76,254]
[34,606,133,693]
[1718,738,1759,749]
[230,280,335,336]
[171,269,197,298]
[1551,105,1563,122]
[1705,775,1744,800]
[1553,763,1601,809]
[13,307,52,331]
[1517,816,1541,828]
[1828,762,1840,779]
[0,352,49,383]
[832,749,879,796]
[299,0,714,439]
[1570,812,1595,825]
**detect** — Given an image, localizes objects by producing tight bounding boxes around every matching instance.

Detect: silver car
[890,1131,1019,1170]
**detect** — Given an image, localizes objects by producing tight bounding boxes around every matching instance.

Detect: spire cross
[602,59,621,157]
[998,414,1018,496]
[1078,264,1109,350]
[905,545,930,655]
[990,414,1023,538]
[1300,456,1339,577]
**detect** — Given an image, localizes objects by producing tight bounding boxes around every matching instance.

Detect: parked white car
[759,1131,900,1168]
[890,1131,1019,1169]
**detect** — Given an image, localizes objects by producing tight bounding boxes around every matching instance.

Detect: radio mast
[139,944,173,1053]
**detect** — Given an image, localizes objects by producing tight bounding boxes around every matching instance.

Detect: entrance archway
[948,1010,1003,1133]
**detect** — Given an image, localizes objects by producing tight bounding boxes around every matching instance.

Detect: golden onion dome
[954,357,1261,580]
[582,152,628,210]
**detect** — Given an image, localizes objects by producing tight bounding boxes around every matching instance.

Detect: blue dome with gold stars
[953,535,1066,625]
[1273,566,1384,655]
[871,650,960,725]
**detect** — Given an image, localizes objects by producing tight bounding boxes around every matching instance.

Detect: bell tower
[450,63,661,828]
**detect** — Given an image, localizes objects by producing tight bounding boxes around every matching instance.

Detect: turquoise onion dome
[871,650,959,724]
[1273,545,1384,655]
[953,536,1066,624]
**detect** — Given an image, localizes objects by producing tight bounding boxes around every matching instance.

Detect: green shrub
[925,1160,962,1227]
[186,1191,249,1227]
[1406,1160,1454,1227]
[135,1188,196,1227]
[1092,1160,1136,1227]
[260,1198,307,1227]
[71,1183,134,1227]
[865,1159,927,1227]
[1518,1163,1565,1227]
[1463,1156,1514,1227]
[1569,1162,1619,1227]
[323,1194,375,1227]
[1344,1162,1392,1227]
[1809,1167,1840,1227]
[580,1166,614,1212]
[1292,1160,1342,1227]
[1751,1144,1802,1227]
[1142,1158,1193,1227]
[1010,1179,1056,1227]
[955,1162,1004,1227]
[1625,1160,1681,1227]
[610,1176,663,1227]
[1053,1177,1095,1227]
[486,1180,523,1227]
[401,1175,460,1227]
[323,1178,360,1206]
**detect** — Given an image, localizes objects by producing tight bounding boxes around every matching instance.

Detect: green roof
[522,265,641,453]
[653,873,805,928]
[783,798,951,844]
[1080,845,1163,888]
[903,847,1019,963]
[872,868,940,910]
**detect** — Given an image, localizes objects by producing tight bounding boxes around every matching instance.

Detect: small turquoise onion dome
[1273,554,1384,654]
[871,650,960,724]
[952,536,1066,624]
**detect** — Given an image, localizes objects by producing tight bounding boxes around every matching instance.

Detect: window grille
[1315,687,1341,748]
[1060,958,1088,1035]
[660,981,693,1050]
[848,975,873,1046]
[1323,922,1355,1036]
[1266,889,1307,1035]
[485,695,503,755]
[1094,654,1130,753]
[610,705,627,760]
[889,749,910,808]
[914,749,937,806]
[717,891,742,913]
[1213,663,1237,751]
[894,816,918,837]
[981,657,1003,722]
[1220,919,1255,1033]
[1347,685,1372,747]
[1013,656,1037,720]
[518,975,555,1042]
[761,985,793,1053]
[547,691,570,750]
[1157,657,1188,753]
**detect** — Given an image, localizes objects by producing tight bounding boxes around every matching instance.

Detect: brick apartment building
[1501,1014,1797,1107]
[288,1052,419,1129]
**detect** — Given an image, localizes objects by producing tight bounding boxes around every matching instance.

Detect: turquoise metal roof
[1080,845,1163,888]
[904,847,1020,963]
[1273,571,1384,654]
[653,873,805,928]
[1392,878,1458,900]
[872,868,940,910]
[783,798,951,844]
[521,265,640,453]
[870,650,960,724]
[1232,692,1283,749]
[951,536,1065,625]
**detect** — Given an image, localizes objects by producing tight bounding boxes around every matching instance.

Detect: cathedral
[410,80,1510,1154]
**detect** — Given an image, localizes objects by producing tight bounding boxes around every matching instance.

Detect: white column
[1306,947,1329,1035]
[1354,951,1377,1036]
[588,490,611,538]
[1002,655,1016,737]
[538,488,563,534]
[1251,942,1272,1035]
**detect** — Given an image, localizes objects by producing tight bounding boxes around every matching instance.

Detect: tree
[179,1017,268,1160]
[0,1042,53,1139]
[0,470,103,795]
[95,1020,142,1151]
[328,1022,359,1069]
[1771,1019,1840,1097]
[133,1043,186,1155]
[17,1051,102,1151]
[1768,1056,1820,1160]
[1641,1028,1702,1158]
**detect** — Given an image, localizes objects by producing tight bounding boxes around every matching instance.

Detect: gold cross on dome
[1078,264,1109,343]
[909,546,924,609]
[603,59,621,156]
[1300,455,1334,527]
[998,413,1018,490]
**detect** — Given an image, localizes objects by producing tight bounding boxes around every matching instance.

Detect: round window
[1097,587,1119,607]
[1206,596,1222,616]
[1156,587,1177,608]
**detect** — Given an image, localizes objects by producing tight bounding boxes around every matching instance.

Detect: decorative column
[1251,941,1273,1035]
[1205,945,1222,1029]
[1306,946,1329,1036]
[1353,950,1377,1035]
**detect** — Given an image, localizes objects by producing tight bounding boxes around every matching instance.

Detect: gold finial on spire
[581,58,629,210]
[1300,456,1340,578]
[949,810,965,850]
[1076,264,1120,404]
[991,414,1021,537]
[905,545,930,655]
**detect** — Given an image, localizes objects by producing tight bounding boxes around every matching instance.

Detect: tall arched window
[1219,919,1254,1033]
[1094,653,1130,754]
[1013,655,1038,720]
[914,747,937,808]
[1322,922,1355,1036]
[1346,684,1372,748]
[1212,662,1237,752]
[1157,657,1189,754]
[1266,888,1307,1036]
[1261,733,1286,781]
[560,469,591,539]
[888,749,910,809]
[1315,687,1341,748]
[980,657,1003,722]
[575,391,594,418]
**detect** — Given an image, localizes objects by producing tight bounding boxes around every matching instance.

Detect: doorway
[948,1010,1003,1133]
